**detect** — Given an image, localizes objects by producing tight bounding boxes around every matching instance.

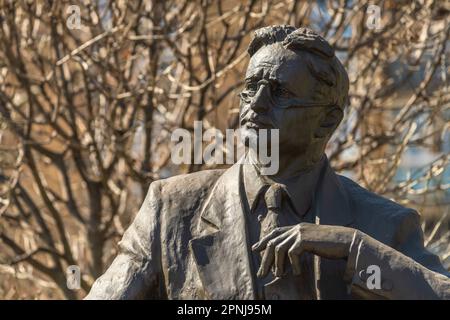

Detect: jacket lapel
[189,160,255,299]
[314,157,353,227]
[313,157,354,299]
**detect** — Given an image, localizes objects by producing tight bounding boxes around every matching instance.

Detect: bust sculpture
[85,25,450,300]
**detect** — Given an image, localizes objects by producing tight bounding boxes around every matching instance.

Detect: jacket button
[358,270,368,281]
[271,293,279,300]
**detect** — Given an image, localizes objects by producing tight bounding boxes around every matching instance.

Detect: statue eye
[245,81,258,92]
[273,86,291,98]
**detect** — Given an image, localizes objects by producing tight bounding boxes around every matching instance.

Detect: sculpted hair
[247,25,349,110]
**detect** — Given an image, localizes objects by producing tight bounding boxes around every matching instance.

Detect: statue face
[239,43,332,158]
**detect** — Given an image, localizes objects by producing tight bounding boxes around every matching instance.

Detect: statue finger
[274,233,296,277]
[252,226,292,251]
[257,231,293,278]
[288,239,305,276]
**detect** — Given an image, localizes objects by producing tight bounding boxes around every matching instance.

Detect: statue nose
[249,84,271,112]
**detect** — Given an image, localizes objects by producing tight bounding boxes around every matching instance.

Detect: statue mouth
[245,122,271,130]
[241,116,274,130]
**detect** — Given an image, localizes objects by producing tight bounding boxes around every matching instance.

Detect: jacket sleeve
[344,209,450,299]
[84,181,164,299]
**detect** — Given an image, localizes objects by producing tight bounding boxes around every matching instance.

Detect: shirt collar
[243,153,327,217]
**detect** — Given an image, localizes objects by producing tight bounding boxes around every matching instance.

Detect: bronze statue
[85,26,450,300]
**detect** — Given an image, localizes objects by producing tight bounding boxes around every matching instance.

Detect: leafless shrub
[0,0,448,299]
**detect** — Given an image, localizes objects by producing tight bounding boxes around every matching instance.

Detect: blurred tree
[0,0,448,299]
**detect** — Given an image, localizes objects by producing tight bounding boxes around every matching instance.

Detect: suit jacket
[85,158,450,300]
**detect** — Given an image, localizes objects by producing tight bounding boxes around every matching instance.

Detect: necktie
[259,183,286,241]
[256,183,317,299]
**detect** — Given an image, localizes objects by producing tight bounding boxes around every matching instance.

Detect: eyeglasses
[239,80,335,110]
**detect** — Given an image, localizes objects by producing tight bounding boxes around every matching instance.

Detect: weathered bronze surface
[85,26,450,300]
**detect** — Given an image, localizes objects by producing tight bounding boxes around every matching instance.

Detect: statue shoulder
[337,174,419,224]
[336,175,424,248]
[147,168,226,207]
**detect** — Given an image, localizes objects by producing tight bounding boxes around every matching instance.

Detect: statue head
[239,25,349,171]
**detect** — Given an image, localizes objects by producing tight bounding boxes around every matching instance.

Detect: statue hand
[252,223,356,278]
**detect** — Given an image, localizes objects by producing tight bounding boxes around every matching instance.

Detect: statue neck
[247,148,325,183]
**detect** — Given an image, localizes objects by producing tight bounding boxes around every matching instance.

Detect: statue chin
[239,128,275,149]
[240,132,259,150]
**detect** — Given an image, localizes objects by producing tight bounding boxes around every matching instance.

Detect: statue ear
[314,106,343,138]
